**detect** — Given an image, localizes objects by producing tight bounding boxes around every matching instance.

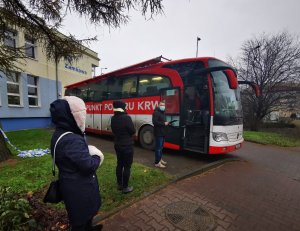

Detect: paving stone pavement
[99,160,300,231]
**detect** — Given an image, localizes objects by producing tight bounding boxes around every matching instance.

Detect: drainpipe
[55,53,59,99]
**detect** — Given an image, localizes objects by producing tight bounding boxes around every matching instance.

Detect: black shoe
[122,186,133,194]
[92,224,103,231]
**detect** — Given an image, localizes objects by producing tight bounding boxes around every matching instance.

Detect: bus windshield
[211,70,243,125]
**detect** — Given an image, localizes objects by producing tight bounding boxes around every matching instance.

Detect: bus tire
[139,126,155,150]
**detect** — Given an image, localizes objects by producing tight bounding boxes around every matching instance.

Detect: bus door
[161,88,181,147]
[182,85,210,153]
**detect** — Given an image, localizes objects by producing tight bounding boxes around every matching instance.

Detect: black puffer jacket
[152,107,167,137]
[111,112,136,146]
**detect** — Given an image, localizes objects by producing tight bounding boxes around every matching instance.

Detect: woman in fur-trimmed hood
[50,96,104,230]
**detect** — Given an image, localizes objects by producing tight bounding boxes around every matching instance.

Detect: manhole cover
[165,201,216,231]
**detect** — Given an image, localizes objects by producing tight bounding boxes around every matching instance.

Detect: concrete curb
[173,157,240,182]
[92,157,240,225]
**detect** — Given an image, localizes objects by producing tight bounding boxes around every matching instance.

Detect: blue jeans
[155,136,165,164]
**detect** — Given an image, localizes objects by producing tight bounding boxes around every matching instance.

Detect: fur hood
[50,96,86,134]
[64,96,86,133]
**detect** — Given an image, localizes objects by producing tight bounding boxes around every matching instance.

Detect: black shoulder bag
[43,132,72,203]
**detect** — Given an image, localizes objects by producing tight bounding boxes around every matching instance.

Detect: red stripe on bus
[85,96,161,114]
[85,128,103,135]
[164,142,180,150]
[208,143,242,154]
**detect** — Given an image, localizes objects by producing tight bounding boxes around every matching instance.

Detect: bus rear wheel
[139,126,155,150]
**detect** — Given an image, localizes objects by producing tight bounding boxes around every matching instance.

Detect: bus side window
[87,89,94,101]
[114,92,122,98]
[65,88,80,96]
[121,76,137,98]
[138,75,171,97]
[93,89,103,101]
[102,92,109,100]
[65,89,71,96]
[107,78,123,100]
[77,86,89,102]
[89,80,108,101]
[122,91,129,98]
[145,86,158,96]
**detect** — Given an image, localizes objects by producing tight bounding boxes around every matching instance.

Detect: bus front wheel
[139,126,155,150]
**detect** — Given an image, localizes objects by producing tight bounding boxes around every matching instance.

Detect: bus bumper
[208,142,242,154]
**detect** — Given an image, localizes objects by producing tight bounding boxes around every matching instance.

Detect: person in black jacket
[152,101,169,168]
[50,96,104,231]
[111,100,136,193]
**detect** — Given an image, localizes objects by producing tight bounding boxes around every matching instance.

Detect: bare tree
[0,0,164,161]
[233,32,300,130]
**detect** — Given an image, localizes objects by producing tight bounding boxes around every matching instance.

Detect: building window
[92,65,97,77]
[4,30,17,48]
[27,75,39,106]
[7,71,21,106]
[25,36,36,58]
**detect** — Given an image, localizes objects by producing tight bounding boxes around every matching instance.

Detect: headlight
[238,132,243,139]
[212,132,228,142]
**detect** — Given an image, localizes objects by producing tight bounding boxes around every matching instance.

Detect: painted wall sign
[65,63,87,75]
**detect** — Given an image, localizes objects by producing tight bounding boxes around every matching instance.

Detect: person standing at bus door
[50,96,104,231]
[111,100,136,193]
[152,101,169,168]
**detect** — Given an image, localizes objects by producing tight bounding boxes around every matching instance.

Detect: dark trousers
[155,136,165,164]
[71,219,92,231]
[71,221,102,231]
[114,145,134,188]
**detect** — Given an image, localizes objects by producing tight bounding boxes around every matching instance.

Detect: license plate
[235,144,241,149]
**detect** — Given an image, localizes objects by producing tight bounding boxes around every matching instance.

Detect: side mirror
[224,69,238,89]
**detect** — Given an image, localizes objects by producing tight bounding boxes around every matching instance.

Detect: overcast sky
[61,0,300,75]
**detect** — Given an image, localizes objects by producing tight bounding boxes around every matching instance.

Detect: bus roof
[65,56,217,89]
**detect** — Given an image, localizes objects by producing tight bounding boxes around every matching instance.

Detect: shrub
[0,187,36,231]
[262,120,296,129]
[290,113,297,120]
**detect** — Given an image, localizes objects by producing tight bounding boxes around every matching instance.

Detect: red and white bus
[65,56,259,154]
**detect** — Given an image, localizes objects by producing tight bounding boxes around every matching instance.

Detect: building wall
[0,28,99,131]
[13,30,99,94]
[263,89,300,122]
[0,71,60,131]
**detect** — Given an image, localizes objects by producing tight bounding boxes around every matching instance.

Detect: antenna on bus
[107,56,163,76]
[161,56,172,61]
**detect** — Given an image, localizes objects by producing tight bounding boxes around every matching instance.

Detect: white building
[0,27,99,131]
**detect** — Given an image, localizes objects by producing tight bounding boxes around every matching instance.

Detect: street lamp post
[196,37,201,57]
[100,67,108,75]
